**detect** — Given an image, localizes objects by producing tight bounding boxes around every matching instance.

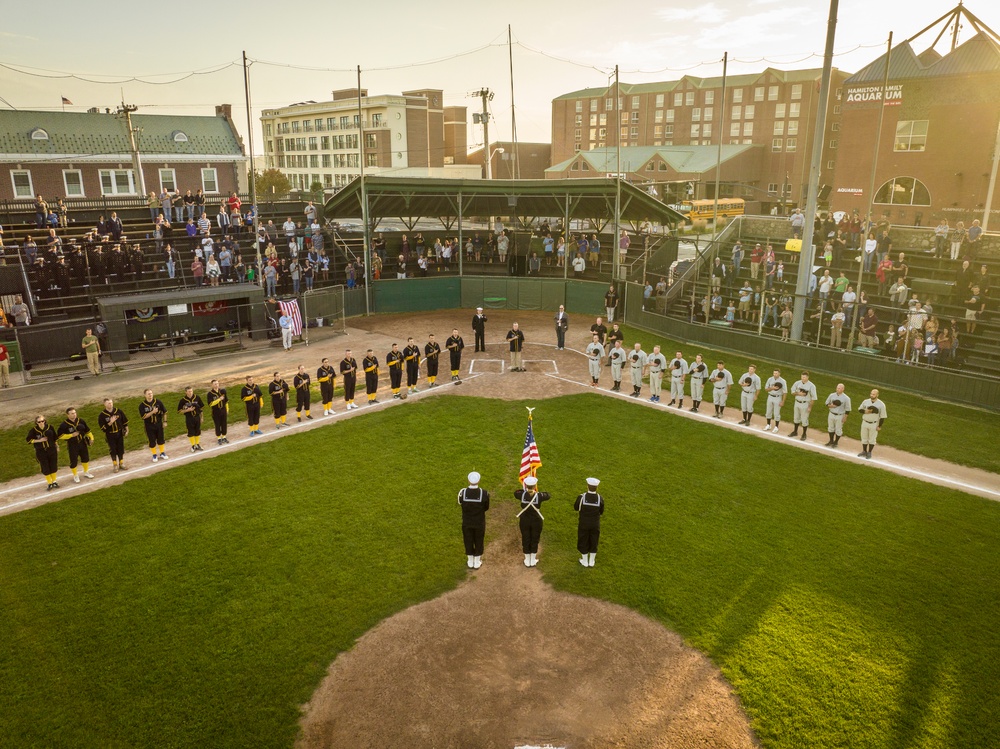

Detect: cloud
[656,2,726,24]
[0,31,38,41]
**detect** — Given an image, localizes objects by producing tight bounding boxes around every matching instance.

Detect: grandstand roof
[546,144,758,176]
[0,109,245,160]
[323,176,686,225]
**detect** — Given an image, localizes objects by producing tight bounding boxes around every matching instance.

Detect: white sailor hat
[586,477,600,487]
[468,471,481,485]
[523,476,538,487]
[476,306,483,311]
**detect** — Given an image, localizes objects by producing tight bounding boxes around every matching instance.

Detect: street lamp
[487,146,505,179]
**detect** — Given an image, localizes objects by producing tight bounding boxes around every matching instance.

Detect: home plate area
[469,359,505,374]
[522,359,558,374]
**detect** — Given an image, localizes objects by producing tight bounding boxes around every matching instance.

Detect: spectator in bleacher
[68,241,85,286]
[218,245,232,283]
[201,236,214,260]
[876,255,894,296]
[949,221,966,261]
[227,192,241,219]
[304,258,315,291]
[304,201,317,225]
[23,235,38,266]
[319,250,329,282]
[893,252,909,282]
[107,212,123,242]
[89,244,107,285]
[832,230,847,266]
[875,229,892,265]
[206,255,221,287]
[11,295,29,326]
[147,192,159,223]
[974,264,990,302]
[710,256,726,292]
[862,231,877,272]
[185,219,198,250]
[289,258,301,294]
[833,271,849,301]
[889,277,909,312]
[763,291,779,328]
[54,199,68,229]
[822,241,833,267]
[216,201,230,232]
[829,305,846,348]
[161,220,173,246]
[790,208,805,239]
[164,243,177,279]
[954,260,975,301]
[841,285,857,327]
[195,189,205,219]
[283,217,296,245]
[442,239,453,271]
[848,211,862,249]
[618,229,630,266]
[731,240,743,277]
[964,286,984,334]
[965,219,983,262]
[34,195,47,228]
[310,221,323,251]
[233,254,246,283]
[738,281,753,321]
[230,207,243,234]
[373,233,386,262]
[933,218,949,259]
[859,307,879,348]
[498,231,510,265]
[191,256,204,287]
[817,269,833,304]
[555,235,565,267]
[182,190,195,222]
[264,261,277,296]
[158,190,173,224]
[197,212,211,236]
[353,258,365,286]
[937,323,954,362]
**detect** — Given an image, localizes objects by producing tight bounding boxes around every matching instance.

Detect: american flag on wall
[277,299,303,336]
[519,409,542,481]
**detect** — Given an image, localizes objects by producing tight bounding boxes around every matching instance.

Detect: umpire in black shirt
[458,471,490,570]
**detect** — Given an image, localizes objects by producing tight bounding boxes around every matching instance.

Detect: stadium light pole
[791,0,839,341]
[358,66,371,316]
[242,51,262,288]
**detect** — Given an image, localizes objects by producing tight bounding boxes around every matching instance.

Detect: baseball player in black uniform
[515,475,550,567]
[317,358,336,415]
[472,307,487,352]
[26,414,60,490]
[458,471,490,569]
[207,379,229,444]
[362,349,380,404]
[425,334,442,386]
[138,389,169,462]
[446,328,465,383]
[386,344,404,399]
[241,376,263,435]
[57,407,95,482]
[606,322,624,350]
[403,337,421,394]
[293,365,312,421]
[98,397,129,471]
[268,372,290,428]
[574,477,605,567]
[177,386,204,451]
[340,350,359,410]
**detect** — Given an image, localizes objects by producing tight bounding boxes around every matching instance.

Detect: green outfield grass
[1,395,998,748]
[610,323,1000,473]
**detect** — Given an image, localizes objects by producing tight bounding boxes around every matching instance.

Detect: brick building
[260,89,477,192]
[0,105,247,202]
[467,141,552,180]
[550,67,849,210]
[831,6,1000,227]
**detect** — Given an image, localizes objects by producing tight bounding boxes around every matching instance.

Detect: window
[291,121,301,133]
[315,118,324,131]
[589,114,597,126]
[732,105,742,120]
[789,103,801,118]
[829,139,839,149]
[62,169,84,197]
[654,110,663,123]
[10,169,33,199]
[340,116,350,129]
[575,100,583,112]
[353,114,360,127]
[297,138,306,151]
[654,125,663,137]
[575,128,582,139]
[575,114,582,126]
[705,91,715,105]
[321,136,330,150]
[743,122,754,136]
[631,112,639,124]
[201,168,218,193]
[589,128,597,140]
[658,162,668,171]
[309,155,318,168]
[788,120,799,135]
[324,174,334,188]
[663,140,673,146]
[690,124,700,138]
[875,176,931,205]
[158,168,176,192]
[774,121,785,135]
[833,104,842,115]
[732,88,743,103]
[754,87,764,101]
[606,98,614,110]
[303,120,313,132]
[704,107,713,121]
[308,137,318,150]
[631,96,640,109]
[664,124,674,135]
[171,131,188,143]
[372,114,383,127]
[772,138,783,152]
[590,99,598,111]
[744,105,755,119]
[327,118,337,130]
[618,126,627,139]
[673,93,683,106]
[646,162,654,171]
[775,103,786,119]
[99,169,134,195]
[730,122,741,137]
[574,143,581,152]
[791,84,802,100]
[894,120,929,152]
[264,124,273,137]
[29,127,49,141]
[366,133,377,148]
[366,154,378,167]
[277,155,286,168]
[831,122,840,132]
[685,91,695,106]
[655,94,664,107]
[598,113,606,125]
[581,162,590,171]
[768,85,779,101]
[618,111,627,125]
[785,138,797,152]
[827,160,836,170]
[767,183,778,194]
[322,154,331,168]
[703,123,712,138]
[630,127,639,137]
[692,107,701,122]
[599,128,606,138]
[666,109,675,122]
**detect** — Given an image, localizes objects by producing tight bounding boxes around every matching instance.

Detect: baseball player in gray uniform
[824,383,852,448]
[789,371,818,441]
[688,354,708,412]
[856,388,888,459]
[709,361,733,418]
[738,364,762,426]
[667,351,688,408]
[608,340,627,392]
[763,368,787,433]
[585,334,605,387]
[645,345,668,403]
[627,343,648,398]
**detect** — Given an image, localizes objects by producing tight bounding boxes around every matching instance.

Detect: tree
[309,181,325,201]
[252,169,292,199]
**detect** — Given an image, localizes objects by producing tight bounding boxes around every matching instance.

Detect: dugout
[97,285,269,363]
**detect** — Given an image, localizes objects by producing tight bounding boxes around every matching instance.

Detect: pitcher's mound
[297,534,757,749]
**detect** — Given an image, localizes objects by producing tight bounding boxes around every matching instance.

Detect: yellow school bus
[679,198,745,222]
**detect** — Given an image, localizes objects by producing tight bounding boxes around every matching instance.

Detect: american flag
[277,298,303,336]
[519,412,542,481]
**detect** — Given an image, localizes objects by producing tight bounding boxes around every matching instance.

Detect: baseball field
[1,312,998,748]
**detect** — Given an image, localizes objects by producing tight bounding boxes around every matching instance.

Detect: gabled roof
[845,32,1000,84]
[552,67,828,101]
[0,109,245,158]
[546,145,759,175]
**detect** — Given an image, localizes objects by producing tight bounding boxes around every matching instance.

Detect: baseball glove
[831,398,841,407]
[399,389,408,400]
[743,377,752,386]
[866,406,879,414]
[697,364,707,373]
[673,361,681,369]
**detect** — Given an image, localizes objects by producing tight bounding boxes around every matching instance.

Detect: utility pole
[116,102,145,196]
[472,88,493,179]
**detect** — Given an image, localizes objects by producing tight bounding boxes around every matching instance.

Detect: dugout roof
[322,176,687,230]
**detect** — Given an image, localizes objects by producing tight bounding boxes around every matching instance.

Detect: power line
[0,60,240,85]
